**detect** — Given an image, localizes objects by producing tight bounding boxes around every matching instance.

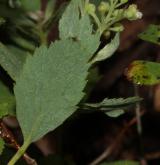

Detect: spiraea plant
[0,0,143,164]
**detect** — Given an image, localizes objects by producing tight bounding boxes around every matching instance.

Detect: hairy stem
[8,140,30,165]
[0,120,37,165]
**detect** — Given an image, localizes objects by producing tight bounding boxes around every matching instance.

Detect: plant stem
[134,85,147,165]
[102,0,116,32]
[0,120,37,165]
[39,29,47,45]
[107,16,123,29]
[134,85,142,135]
[8,140,30,165]
[89,12,101,31]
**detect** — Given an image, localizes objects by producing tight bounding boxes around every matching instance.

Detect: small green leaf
[126,60,160,85]
[85,97,142,109]
[85,97,142,117]
[59,0,85,39]
[0,138,5,155]
[20,0,41,11]
[101,97,141,107]
[59,0,100,55]
[100,160,139,165]
[91,33,120,63]
[0,81,16,118]
[0,43,27,81]
[138,24,160,45]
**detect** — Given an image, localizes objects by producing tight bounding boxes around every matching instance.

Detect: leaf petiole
[8,139,30,165]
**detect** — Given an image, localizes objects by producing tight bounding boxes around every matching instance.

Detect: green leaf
[12,0,100,162]
[0,138,5,155]
[0,81,16,117]
[138,24,160,45]
[91,33,120,63]
[59,0,100,55]
[85,97,142,117]
[100,160,139,165]
[20,0,41,11]
[85,97,142,110]
[126,60,160,85]
[14,38,97,143]
[0,43,27,81]
[59,0,84,39]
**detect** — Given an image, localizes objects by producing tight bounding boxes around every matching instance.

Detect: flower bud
[98,2,110,14]
[103,30,111,39]
[110,23,124,32]
[124,4,143,20]
[113,9,124,18]
[135,11,143,19]
[85,3,96,14]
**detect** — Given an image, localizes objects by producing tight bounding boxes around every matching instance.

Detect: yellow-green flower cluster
[85,0,143,35]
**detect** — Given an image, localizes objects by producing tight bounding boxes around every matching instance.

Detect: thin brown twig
[0,120,38,165]
[89,110,145,165]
